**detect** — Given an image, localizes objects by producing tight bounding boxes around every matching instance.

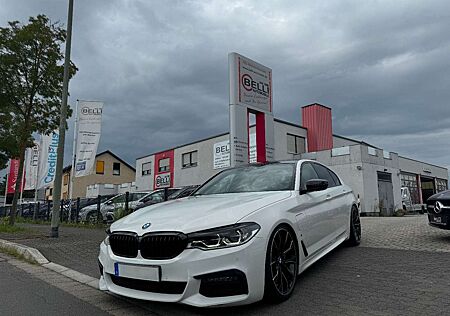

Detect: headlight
[187,222,260,250]
[103,228,111,246]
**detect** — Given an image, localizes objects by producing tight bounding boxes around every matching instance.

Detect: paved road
[0,256,110,316]
[1,215,449,315]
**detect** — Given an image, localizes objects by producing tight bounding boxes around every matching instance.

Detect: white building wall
[398,156,448,180]
[135,155,154,192]
[174,134,229,187]
[333,135,360,148]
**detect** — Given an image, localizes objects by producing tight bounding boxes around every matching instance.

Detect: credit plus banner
[37,131,59,188]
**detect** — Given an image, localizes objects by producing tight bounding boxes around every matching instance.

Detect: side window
[329,169,341,186]
[312,163,336,188]
[300,162,319,190]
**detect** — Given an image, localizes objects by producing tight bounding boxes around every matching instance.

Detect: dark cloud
[1,0,449,173]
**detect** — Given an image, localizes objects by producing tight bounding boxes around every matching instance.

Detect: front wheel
[346,206,361,246]
[264,225,299,303]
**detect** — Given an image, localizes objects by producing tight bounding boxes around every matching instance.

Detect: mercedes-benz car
[426,190,450,229]
[98,160,361,307]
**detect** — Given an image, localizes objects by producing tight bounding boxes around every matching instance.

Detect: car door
[294,162,333,257]
[311,163,347,239]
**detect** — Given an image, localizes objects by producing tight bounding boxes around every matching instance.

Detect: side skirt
[298,231,347,274]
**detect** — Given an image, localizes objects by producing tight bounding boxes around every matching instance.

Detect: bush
[394,209,406,217]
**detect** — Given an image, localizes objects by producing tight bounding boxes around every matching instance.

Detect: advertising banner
[74,101,103,177]
[213,140,230,170]
[214,133,256,169]
[229,52,272,113]
[37,131,59,188]
[24,143,40,190]
[6,159,23,194]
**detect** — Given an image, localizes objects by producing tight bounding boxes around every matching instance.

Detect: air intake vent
[140,233,188,259]
[109,233,139,258]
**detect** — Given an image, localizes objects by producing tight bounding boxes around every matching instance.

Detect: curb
[0,238,99,289]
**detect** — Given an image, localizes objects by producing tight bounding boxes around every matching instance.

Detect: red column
[256,112,266,163]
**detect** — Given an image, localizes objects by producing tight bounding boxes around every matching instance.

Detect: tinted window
[312,163,336,188]
[329,170,341,186]
[300,163,319,190]
[194,163,295,195]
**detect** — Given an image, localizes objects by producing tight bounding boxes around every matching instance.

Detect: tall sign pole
[228,52,274,167]
[69,99,79,201]
[51,0,74,238]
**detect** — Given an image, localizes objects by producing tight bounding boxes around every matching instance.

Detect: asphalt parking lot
[1,215,449,315]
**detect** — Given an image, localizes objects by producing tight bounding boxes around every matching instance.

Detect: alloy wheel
[352,207,361,241]
[269,227,298,296]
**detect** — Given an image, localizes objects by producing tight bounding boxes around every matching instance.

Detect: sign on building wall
[229,52,272,113]
[214,134,256,169]
[154,172,171,188]
[74,101,103,177]
[213,140,230,169]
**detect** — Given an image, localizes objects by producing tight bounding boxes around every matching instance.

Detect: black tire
[264,225,299,303]
[346,205,361,246]
[86,211,98,224]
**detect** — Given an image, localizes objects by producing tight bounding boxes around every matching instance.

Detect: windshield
[194,163,295,195]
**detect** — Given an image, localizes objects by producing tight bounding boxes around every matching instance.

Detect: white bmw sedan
[98,160,361,307]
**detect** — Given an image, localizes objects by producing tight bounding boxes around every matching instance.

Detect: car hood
[428,190,450,202]
[110,191,292,235]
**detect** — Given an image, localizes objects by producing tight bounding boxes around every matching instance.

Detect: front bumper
[427,208,450,230]
[98,236,266,307]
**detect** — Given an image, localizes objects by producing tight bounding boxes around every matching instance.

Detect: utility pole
[51,0,74,238]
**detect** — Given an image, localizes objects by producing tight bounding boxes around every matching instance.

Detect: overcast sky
[1,0,449,175]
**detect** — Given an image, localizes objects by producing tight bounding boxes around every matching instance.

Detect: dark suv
[426,190,450,230]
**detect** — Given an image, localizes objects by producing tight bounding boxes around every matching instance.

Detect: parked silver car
[78,192,149,223]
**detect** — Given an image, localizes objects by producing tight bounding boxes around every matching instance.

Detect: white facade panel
[135,155,154,192]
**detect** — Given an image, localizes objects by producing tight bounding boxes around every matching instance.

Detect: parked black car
[426,190,450,230]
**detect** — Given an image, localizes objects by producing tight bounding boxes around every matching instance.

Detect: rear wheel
[347,206,361,246]
[264,225,299,303]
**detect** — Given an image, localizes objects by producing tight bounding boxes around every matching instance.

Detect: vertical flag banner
[7,158,23,194]
[38,131,59,188]
[74,101,103,177]
[24,143,40,190]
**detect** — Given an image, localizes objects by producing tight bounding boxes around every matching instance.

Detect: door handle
[326,194,332,200]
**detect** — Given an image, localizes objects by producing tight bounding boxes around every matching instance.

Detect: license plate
[433,216,442,223]
[114,262,160,281]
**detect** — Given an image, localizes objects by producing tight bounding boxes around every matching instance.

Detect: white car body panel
[98,160,357,307]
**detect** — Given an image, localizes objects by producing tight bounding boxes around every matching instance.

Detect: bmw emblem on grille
[142,222,152,229]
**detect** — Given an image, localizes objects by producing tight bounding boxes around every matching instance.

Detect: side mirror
[304,179,328,193]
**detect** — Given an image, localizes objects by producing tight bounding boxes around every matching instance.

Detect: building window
[383,150,391,159]
[96,160,105,174]
[331,146,350,156]
[287,134,305,154]
[142,162,152,176]
[368,147,377,156]
[182,151,198,168]
[436,178,448,193]
[401,173,420,205]
[113,162,120,175]
[158,158,170,172]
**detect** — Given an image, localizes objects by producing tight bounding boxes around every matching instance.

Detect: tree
[0,15,77,225]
